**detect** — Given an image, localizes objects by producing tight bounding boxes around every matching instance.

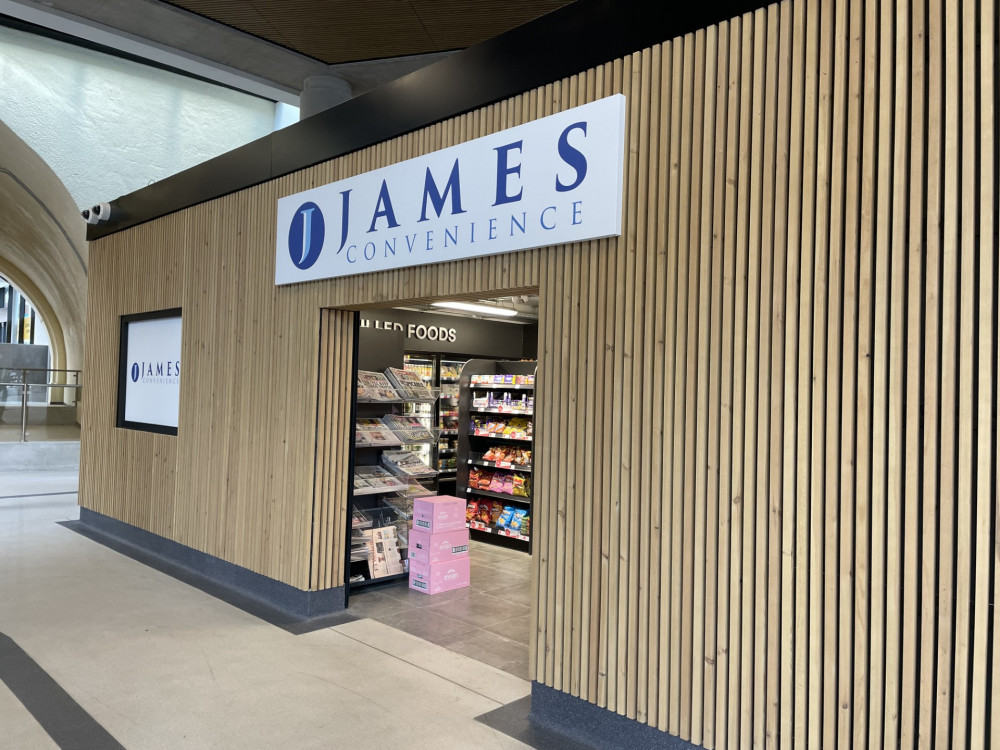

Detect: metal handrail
[13,368,82,373]
[0,374,83,443]
[0,382,83,388]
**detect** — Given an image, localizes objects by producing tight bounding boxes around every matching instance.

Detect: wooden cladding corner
[310,309,355,591]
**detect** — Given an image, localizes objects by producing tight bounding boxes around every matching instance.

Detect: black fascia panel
[87,0,773,241]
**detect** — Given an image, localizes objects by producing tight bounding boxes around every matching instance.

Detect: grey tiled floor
[349,540,533,679]
[1,472,532,749]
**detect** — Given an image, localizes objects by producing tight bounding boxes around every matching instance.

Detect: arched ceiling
[0,117,87,371]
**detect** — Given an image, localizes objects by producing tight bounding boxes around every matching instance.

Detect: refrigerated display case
[403,354,468,493]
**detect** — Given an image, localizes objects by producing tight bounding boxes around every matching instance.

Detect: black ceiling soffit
[87,0,775,241]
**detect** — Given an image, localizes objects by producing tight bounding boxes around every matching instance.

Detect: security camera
[81,208,100,225]
[91,202,112,222]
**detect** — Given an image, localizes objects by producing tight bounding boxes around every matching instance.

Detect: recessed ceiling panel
[160,0,573,64]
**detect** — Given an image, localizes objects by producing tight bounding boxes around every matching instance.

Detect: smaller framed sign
[116,308,182,435]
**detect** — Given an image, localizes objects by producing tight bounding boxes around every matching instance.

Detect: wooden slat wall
[311,308,355,590]
[81,0,998,745]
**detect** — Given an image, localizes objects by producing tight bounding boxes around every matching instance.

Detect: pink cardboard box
[408,527,470,566]
[409,556,471,595]
[412,495,466,533]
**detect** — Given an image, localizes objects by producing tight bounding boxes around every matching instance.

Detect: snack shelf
[468,459,532,472]
[457,359,536,555]
[470,384,534,391]
[470,430,532,442]
[467,520,530,543]
[466,487,530,504]
[470,408,533,416]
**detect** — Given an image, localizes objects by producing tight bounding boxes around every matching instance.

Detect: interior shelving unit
[404,354,467,495]
[456,359,536,552]
[349,369,439,589]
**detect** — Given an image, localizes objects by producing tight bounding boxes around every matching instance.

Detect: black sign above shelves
[359,309,527,359]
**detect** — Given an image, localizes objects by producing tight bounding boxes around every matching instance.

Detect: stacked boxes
[408,496,470,595]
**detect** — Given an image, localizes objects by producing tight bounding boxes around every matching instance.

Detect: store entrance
[347,294,537,681]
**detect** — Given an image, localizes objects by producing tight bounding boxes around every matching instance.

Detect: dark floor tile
[470,564,530,593]
[346,590,415,619]
[375,607,477,644]
[436,628,530,678]
[483,614,531,647]
[426,591,529,629]
[380,583,470,608]
[483,557,533,578]
[485,582,533,609]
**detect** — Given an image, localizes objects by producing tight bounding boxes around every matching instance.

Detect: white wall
[0,24,283,210]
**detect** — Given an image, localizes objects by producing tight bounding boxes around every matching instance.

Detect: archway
[0,118,87,383]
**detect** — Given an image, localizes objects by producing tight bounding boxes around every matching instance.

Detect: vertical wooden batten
[80,0,1000,746]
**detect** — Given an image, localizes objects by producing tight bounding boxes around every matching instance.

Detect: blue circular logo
[130,363,140,382]
[288,202,325,270]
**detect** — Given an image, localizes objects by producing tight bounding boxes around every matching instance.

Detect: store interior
[348,294,537,679]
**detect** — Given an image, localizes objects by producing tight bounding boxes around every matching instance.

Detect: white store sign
[275,94,627,285]
[123,316,182,429]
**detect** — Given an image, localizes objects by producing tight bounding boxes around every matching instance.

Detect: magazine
[357,370,400,401]
[385,367,434,401]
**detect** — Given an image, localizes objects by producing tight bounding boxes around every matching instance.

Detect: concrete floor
[0,471,532,749]
[350,541,532,681]
[0,424,80,442]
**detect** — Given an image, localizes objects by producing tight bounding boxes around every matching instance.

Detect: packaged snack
[520,514,531,537]
[497,506,516,529]
[489,473,506,493]
[502,475,514,495]
[512,474,527,496]
[490,501,504,525]
[466,500,478,522]
[477,502,492,524]
[509,508,528,533]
